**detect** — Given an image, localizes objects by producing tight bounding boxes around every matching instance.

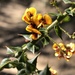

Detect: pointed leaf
[7,46,22,53]
[48,13,59,17]
[54,26,62,39]
[6,46,22,57]
[26,62,36,73]
[9,46,22,52]
[18,52,28,63]
[0,58,11,70]
[39,65,51,75]
[6,46,13,54]
[63,15,70,22]
[21,34,32,41]
[27,42,39,53]
[65,8,74,16]
[42,37,50,46]
[18,69,26,75]
[28,53,40,65]
[22,44,27,50]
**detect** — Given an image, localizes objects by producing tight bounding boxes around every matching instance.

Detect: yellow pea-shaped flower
[22,7,37,24]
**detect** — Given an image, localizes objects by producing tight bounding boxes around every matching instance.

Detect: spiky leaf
[39,65,51,75]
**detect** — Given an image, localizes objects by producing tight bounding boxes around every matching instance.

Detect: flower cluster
[22,7,52,40]
[50,68,57,75]
[52,43,75,61]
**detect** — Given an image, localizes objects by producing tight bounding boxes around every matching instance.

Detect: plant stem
[46,34,57,44]
[46,7,75,32]
[47,19,58,31]
[59,26,71,38]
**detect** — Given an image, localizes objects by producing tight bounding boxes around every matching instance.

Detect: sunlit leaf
[7,46,21,53]
[21,34,32,41]
[6,46,13,54]
[6,46,22,57]
[0,58,11,70]
[63,15,70,22]
[65,8,74,16]
[22,44,27,50]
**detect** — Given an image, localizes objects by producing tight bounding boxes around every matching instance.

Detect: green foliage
[54,25,62,39]
[0,58,11,70]
[39,65,51,75]
[63,0,75,4]
[65,7,75,16]
[63,15,70,22]
[0,1,75,75]
[6,46,22,57]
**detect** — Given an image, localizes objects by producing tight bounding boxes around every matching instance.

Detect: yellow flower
[22,7,53,40]
[26,25,41,40]
[53,42,75,61]
[52,43,58,50]
[22,7,36,24]
[66,43,75,53]
[26,25,41,34]
[43,14,52,25]
[33,13,52,28]
[59,43,66,50]
[32,14,43,27]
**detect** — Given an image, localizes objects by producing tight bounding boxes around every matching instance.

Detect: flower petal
[33,14,43,26]
[28,7,37,15]
[43,14,52,25]
[22,7,37,24]
[26,25,41,34]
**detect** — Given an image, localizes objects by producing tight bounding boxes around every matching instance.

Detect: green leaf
[63,0,75,4]
[26,42,39,53]
[18,69,26,75]
[65,8,74,16]
[16,62,26,70]
[39,65,51,75]
[17,68,30,75]
[54,26,62,39]
[9,46,22,52]
[48,13,59,17]
[21,34,32,41]
[42,37,50,46]
[0,58,11,70]
[6,46,22,57]
[24,53,40,73]
[11,60,26,70]
[28,53,40,65]
[22,44,27,50]
[18,52,28,63]
[57,14,66,22]
[63,15,70,22]
[6,46,13,54]
[7,46,21,53]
